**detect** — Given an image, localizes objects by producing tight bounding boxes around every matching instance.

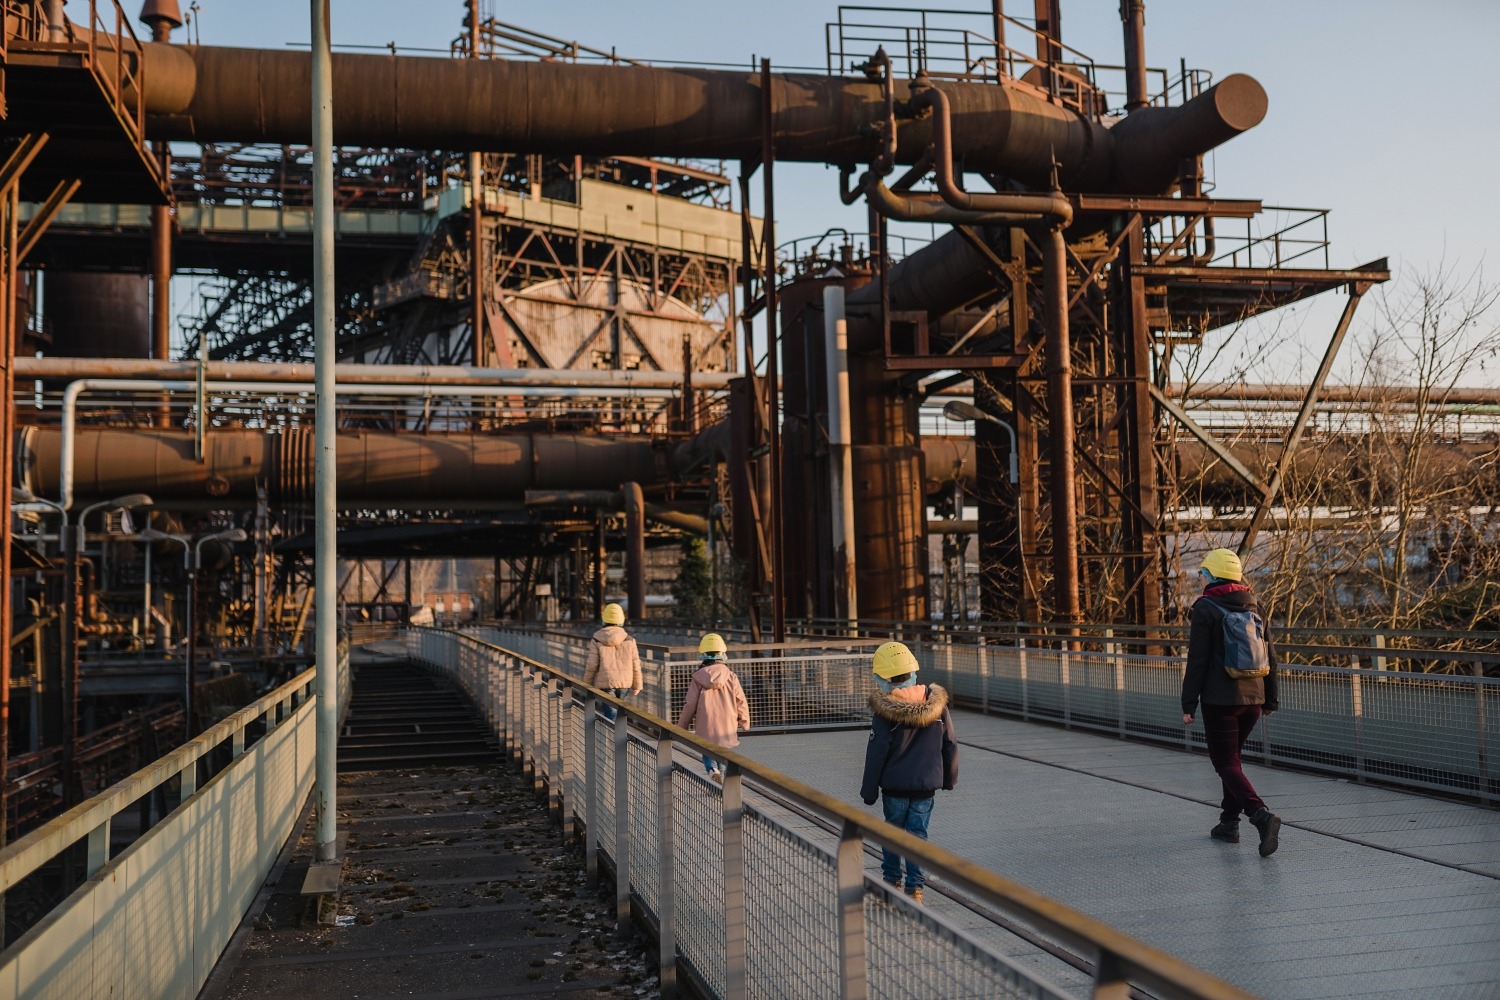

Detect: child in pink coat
[676,633,750,782]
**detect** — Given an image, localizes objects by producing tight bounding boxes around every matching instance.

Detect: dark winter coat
[1181,583,1280,715]
[860,684,958,804]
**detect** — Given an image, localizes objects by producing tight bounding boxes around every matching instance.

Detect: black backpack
[1203,599,1270,679]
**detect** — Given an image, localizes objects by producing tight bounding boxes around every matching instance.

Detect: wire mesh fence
[476,623,1498,802]
[896,638,1499,804]
[409,627,1252,1000]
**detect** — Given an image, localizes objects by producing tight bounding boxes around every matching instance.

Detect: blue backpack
[1204,600,1271,679]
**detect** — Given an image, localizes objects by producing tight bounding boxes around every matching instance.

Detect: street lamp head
[217,529,248,544]
[138,527,184,544]
[942,400,989,424]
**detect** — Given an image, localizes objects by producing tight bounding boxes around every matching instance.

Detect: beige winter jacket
[583,626,643,692]
[676,660,750,748]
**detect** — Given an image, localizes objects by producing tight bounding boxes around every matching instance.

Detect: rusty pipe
[140,45,1263,195]
[523,489,710,536]
[22,426,702,506]
[861,173,1047,226]
[1120,0,1149,112]
[907,84,1073,227]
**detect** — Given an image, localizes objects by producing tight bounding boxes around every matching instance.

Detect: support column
[1042,227,1080,626]
[1120,222,1161,628]
[823,283,857,620]
[760,59,786,642]
[311,0,340,864]
[622,482,645,621]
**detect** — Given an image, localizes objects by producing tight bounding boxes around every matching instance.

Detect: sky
[171,0,1499,384]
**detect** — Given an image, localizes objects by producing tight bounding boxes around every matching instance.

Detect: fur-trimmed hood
[868,683,948,727]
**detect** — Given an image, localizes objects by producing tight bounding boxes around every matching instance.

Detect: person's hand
[629,688,642,697]
[1182,713,1194,725]
[1263,709,1275,717]
[863,798,877,807]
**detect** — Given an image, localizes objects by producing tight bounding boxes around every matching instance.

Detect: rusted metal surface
[21,426,708,505]
[141,44,1260,198]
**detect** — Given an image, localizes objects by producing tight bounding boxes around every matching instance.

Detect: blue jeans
[599,688,630,722]
[880,794,934,891]
[702,754,720,775]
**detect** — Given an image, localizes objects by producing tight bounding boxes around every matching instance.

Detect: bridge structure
[1,1,1497,998]
[0,624,1495,999]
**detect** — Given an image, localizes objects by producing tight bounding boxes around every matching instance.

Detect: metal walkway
[736,711,1500,1000]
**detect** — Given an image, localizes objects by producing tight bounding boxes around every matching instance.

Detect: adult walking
[584,603,642,720]
[1182,548,1283,856]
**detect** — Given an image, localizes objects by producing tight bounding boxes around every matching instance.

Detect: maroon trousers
[1202,704,1268,823]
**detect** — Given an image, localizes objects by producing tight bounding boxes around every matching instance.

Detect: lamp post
[141,526,245,740]
[942,400,1019,484]
[943,400,1020,624]
[15,489,153,802]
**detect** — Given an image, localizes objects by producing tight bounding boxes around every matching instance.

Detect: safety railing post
[1092,951,1131,1000]
[1109,628,1125,738]
[1018,636,1030,721]
[722,762,747,1000]
[504,658,518,764]
[1350,657,1365,782]
[834,820,868,1000]
[1060,642,1072,729]
[559,681,575,841]
[613,710,631,935]
[86,818,110,877]
[978,635,990,714]
[548,680,564,822]
[532,672,547,801]
[584,693,599,885]
[655,736,677,998]
[1476,664,1492,805]
[479,651,493,728]
[178,761,197,804]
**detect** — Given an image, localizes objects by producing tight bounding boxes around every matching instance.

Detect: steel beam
[1238,283,1372,553]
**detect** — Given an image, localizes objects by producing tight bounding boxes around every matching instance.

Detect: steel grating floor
[737,710,1500,1000]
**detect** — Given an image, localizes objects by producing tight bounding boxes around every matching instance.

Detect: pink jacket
[677,661,750,748]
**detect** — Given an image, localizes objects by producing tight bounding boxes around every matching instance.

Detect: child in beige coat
[676,633,750,782]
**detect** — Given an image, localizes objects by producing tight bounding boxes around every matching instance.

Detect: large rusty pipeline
[139,44,1263,194]
[19,427,715,506]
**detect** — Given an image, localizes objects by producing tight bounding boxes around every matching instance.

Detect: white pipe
[822,281,857,621]
[311,0,338,864]
[13,356,736,389]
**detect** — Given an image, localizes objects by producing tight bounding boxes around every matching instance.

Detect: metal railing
[473,625,887,731]
[0,647,347,998]
[409,627,1252,1000]
[482,622,1499,804]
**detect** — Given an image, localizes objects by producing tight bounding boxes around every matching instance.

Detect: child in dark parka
[860,641,958,903]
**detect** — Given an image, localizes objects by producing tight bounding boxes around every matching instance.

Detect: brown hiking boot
[905,887,924,905]
[1209,821,1240,844]
[1250,809,1282,857]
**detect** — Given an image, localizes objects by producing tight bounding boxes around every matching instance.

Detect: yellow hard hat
[601,603,625,626]
[1200,548,1244,582]
[698,633,727,655]
[872,641,920,680]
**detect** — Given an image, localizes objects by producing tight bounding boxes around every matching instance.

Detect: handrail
[420,627,1255,1000]
[0,665,314,894]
